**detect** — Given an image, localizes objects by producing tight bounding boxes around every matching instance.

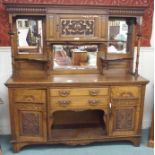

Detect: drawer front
[14,89,46,103]
[111,86,140,98]
[50,88,108,97]
[50,96,108,109]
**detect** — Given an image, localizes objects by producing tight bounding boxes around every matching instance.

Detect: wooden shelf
[100,56,132,62]
[15,57,49,62]
[46,40,107,45]
[50,124,107,140]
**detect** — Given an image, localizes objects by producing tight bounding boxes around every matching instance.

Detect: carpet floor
[0,130,154,155]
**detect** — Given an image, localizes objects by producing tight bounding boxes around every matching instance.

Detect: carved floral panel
[61,19,94,36]
[20,112,40,136]
[114,108,134,130]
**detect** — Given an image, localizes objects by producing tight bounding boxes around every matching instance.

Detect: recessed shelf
[15,57,49,62]
[50,125,107,140]
[49,110,107,141]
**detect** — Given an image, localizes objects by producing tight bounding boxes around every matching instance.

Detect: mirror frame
[53,44,99,70]
[13,16,46,59]
[107,17,136,56]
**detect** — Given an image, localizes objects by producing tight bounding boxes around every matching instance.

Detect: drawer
[111,86,140,98]
[50,96,109,109]
[50,88,108,97]
[14,89,46,103]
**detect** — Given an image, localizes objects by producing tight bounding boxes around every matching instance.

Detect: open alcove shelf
[49,110,107,142]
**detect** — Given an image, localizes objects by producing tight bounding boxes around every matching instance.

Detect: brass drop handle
[23,95,35,102]
[89,90,99,96]
[88,99,100,106]
[58,100,71,107]
[59,90,70,97]
[109,102,112,116]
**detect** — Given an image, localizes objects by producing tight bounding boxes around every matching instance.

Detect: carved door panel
[109,102,139,136]
[54,15,107,41]
[14,104,47,142]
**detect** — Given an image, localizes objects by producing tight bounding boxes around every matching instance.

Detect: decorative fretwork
[21,112,40,136]
[61,19,95,36]
[114,108,134,130]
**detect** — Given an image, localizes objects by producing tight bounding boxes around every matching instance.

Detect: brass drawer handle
[89,90,99,96]
[88,99,100,106]
[59,90,70,97]
[58,100,71,107]
[23,95,35,102]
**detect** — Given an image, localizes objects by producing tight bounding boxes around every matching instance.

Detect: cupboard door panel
[20,111,41,136]
[14,104,46,142]
[110,104,139,136]
[113,107,135,131]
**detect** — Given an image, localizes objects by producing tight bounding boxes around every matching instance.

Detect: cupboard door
[55,15,107,40]
[111,106,137,136]
[14,104,47,142]
[109,99,139,136]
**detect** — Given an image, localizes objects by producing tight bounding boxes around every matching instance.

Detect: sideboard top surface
[5,74,149,87]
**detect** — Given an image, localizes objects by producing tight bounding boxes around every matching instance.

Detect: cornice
[4,4,146,16]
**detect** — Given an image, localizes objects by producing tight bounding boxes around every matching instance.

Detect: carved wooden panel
[109,104,138,136]
[56,15,104,40]
[14,103,46,142]
[61,19,95,36]
[46,14,107,41]
[20,112,40,136]
[114,108,134,130]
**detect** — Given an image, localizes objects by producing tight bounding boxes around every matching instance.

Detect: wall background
[0,0,154,134]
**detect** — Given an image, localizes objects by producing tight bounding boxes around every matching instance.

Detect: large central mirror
[53,44,98,69]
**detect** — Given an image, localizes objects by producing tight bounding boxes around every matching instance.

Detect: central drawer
[50,88,109,109]
[50,96,109,109]
[50,88,108,97]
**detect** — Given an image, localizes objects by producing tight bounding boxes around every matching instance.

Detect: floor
[0,130,154,155]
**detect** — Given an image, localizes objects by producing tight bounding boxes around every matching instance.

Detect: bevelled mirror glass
[16,18,43,54]
[108,19,128,54]
[53,44,98,69]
